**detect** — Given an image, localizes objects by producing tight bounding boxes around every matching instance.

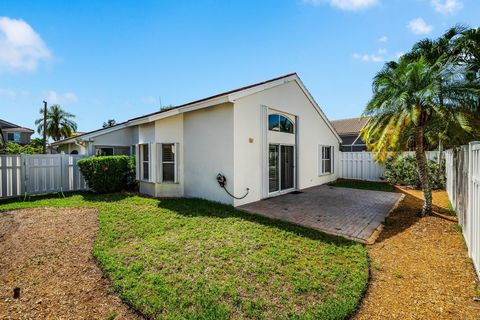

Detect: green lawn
[328,179,394,192]
[0,193,369,320]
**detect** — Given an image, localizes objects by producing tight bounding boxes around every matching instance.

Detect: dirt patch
[0,208,139,320]
[355,188,480,320]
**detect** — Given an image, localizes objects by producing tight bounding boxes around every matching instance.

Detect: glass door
[281,145,294,190]
[268,145,279,193]
[269,144,295,194]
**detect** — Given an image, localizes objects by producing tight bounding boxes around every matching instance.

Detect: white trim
[135,144,140,180]
[156,142,179,184]
[318,145,334,176]
[260,105,268,198]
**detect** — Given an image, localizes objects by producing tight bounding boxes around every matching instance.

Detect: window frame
[268,113,295,134]
[7,132,21,142]
[318,145,334,176]
[140,144,150,181]
[157,142,179,183]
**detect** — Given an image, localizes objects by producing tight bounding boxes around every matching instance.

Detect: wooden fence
[339,151,441,181]
[445,142,480,277]
[0,154,88,198]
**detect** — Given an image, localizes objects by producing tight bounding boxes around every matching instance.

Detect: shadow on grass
[156,197,359,247]
[0,191,134,206]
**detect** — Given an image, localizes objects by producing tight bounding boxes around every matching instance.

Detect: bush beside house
[78,156,136,193]
[384,155,445,189]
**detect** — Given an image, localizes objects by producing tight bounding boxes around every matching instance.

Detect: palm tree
[362,53,480,216]
[35,105,78,141]
[455,27,480,81]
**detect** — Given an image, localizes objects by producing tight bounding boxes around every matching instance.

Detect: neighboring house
[52,73,341,206]
[0,119,34,145]
[331,117,370,152]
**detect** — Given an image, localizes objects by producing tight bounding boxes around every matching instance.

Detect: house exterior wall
[232,80,340,206]
[56,127,135,155]
[57,142,87,154]
[3,129,33,145]
[183,103,234,205]
[138,114,185,198]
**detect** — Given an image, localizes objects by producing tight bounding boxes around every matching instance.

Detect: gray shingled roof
[0,119,34,132]
[330,117,370,135]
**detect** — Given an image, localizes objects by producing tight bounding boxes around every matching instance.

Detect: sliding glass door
[269,144,295,194]
[269,145,280,193]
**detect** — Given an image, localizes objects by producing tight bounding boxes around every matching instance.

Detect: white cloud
[378,36,388,43]
[353,52,384,63]
[407,18,433,35]
[378,48,387,55]
[0,17,51,72]
[431,0,463,15]
[46,91,79,105]
[395,51,405,59]
[303,0,379,11]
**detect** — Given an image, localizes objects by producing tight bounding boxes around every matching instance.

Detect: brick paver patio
[239,185,403,244]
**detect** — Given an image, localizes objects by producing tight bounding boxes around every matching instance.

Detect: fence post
[467,142,473,257]
[21,154,27,197]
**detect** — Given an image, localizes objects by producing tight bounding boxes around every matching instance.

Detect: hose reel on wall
[216,173,249,200]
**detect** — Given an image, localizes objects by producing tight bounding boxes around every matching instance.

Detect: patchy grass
[0,193,369,320]
[328,179,394,192]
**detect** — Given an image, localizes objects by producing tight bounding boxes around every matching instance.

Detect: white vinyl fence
[339,151,441,181]
[446,142,480,277]
[0,154,88,198]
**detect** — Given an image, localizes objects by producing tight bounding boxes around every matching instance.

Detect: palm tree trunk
[415,125,432,216]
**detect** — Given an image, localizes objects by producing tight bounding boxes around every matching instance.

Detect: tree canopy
[361,26,480,216]
[35,105,78,141]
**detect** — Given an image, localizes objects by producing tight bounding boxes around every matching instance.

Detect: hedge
[77,155,136,193]
[384,155,445,190]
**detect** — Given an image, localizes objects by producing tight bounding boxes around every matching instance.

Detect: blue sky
[1,0,479,135]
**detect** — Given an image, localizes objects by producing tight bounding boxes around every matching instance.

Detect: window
[161,144,176,182]
[95,146,131,156]
[140,144,149,180]
[268,114,294,134]
[96,147,114,156]
[319,145,334,175]
[114,146,130,155]
[7,132,21,142]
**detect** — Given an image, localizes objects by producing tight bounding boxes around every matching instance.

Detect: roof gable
[53,73,341,144]
[331,117,370,136]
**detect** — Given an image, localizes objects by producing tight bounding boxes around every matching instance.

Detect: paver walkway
[239,185,403,243]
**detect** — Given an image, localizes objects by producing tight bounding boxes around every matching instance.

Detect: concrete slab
[239,185,404,244]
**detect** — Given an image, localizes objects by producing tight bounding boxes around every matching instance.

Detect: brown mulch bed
[0,208,139,320]
[355,188,480,320]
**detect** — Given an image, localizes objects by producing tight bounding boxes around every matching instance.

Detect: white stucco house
[52,73,341,206]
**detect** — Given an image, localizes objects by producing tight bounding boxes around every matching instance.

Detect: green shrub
[77,156,136,193]
[384,155,445,189]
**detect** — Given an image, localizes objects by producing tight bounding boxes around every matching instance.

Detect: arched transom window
[268,113,294,134]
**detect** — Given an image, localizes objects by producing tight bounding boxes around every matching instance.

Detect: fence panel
[340,152,385,181]
[468,142,480,276]
[446,142,480,277]
[0,154,88,198]
[0,155,23,198]
[340,151,441,181]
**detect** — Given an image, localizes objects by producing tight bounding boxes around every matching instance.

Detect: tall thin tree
[35,105,78,141]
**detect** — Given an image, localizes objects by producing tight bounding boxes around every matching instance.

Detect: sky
[0,0,479,135]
